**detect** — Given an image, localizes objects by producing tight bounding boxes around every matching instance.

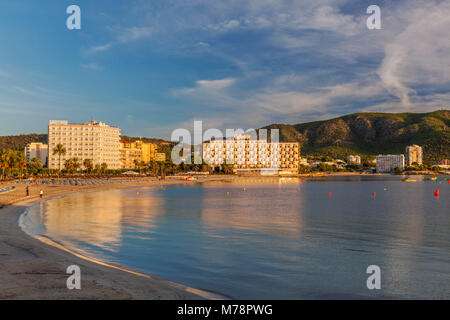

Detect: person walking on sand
[39,189,43,199]
[26,185,30,197]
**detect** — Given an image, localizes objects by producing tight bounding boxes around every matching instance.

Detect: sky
[0,0,449,139]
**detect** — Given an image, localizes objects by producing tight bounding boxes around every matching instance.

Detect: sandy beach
[0,177,226,300]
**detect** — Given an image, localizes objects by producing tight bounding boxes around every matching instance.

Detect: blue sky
[0,0,449,139]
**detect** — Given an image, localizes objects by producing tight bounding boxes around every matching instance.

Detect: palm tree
[53,143,66,182]
[148,160,159,176]
[101,162,108,174]
[29,157,43,172]
[17,153,27,182]
[0,149,10,180]
[64,159,74,173]
[83,159,93,174]
[72,157,80,173]
[7,150,17,178]
[133,160,145,174]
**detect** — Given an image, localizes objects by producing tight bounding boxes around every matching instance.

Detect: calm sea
[20,176,450,299]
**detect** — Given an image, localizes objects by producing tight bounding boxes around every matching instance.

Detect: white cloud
[87,26,152,55]
[173,78,236,96]
[170,74,389,129]
[89,43,113,53]
[117,27,152,43]
[196,78,236,90]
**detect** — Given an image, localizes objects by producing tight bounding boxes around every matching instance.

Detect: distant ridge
[263,110,449,164]
[0,134,47,151]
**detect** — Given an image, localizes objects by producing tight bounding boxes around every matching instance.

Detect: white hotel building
[48,120,121,170]
[376,154,405,173]
[25,142,48,167]
[203,135,300,174]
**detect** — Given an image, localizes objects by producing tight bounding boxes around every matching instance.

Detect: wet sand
[0,177,224,300]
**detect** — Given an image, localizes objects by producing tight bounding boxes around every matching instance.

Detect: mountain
[264,110,450,164]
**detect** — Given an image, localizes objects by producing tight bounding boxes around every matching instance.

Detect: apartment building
[120,141,143,169]
[25,142,48,167]
[120,140,163,168]
[405,145,423,166]
[203,135,300,174]
[48,120,121,170]
[376,154,405,173]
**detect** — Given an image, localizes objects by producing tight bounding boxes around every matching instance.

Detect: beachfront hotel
[120,140,166,169]
[405,145,423,166]
[48,120,121,170]
[25,142,48,167]
[376,154,405,173]
[203,135,300,174]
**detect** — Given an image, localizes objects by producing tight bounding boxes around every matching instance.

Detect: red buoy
[434,189,439,197]
[372,192,376,196]
[328,192,332,196]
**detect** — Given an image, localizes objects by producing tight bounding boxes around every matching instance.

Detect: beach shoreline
[1,173,441,300]
[0,177,227,300]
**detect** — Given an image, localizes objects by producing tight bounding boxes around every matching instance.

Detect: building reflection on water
[199,179,306,238]
[37,189,166,253]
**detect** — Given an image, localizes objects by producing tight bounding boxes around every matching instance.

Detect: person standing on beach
[39,189,43,198]
[26,185,29,197]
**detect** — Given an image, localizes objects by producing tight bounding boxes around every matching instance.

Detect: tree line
[0,149,28,181]
[0,144,220,181]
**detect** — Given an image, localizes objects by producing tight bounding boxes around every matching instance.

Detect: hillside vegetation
[264,110,449,164]
[0,134,47,151]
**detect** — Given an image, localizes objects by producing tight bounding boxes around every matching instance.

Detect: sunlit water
[20,176,450,299]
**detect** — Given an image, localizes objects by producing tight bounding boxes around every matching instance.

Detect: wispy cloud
[117,26,152,43]
[11,85,34,95]
[81,63,102,70]
[87,26,152,54]
[88,43,113,53]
